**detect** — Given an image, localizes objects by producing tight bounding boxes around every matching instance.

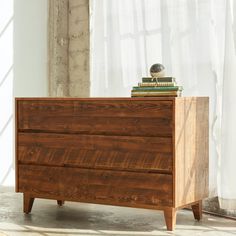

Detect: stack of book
[131,76,183,97]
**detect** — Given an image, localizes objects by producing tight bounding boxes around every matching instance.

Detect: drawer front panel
[18,133,173,172]
[17,100,173,137]
[18,164,173,207]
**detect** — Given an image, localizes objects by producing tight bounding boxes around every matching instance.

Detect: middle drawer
[17,133,173,173]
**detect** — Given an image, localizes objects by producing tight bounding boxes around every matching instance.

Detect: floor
[0,187,235,236]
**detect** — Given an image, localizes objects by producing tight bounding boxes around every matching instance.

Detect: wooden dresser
[15,97,209,231]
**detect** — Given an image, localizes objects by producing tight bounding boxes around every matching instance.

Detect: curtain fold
[91,0,236,210]
[219,0,236,209]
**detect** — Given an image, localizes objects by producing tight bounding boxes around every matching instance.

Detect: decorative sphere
[150,63,165,78]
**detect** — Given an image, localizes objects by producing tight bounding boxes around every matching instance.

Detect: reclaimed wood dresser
[15,97,209,231]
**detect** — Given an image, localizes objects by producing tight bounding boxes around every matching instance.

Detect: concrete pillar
[48,0,90,97]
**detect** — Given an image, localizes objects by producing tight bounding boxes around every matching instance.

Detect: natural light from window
[0,0,14,186]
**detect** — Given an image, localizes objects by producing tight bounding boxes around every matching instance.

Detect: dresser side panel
[174,97,209,207]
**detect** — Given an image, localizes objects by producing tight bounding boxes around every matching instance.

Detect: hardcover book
[138,82,176,87]
[142,77,176,83]
[131,90,182,97]
[132,86,183,91]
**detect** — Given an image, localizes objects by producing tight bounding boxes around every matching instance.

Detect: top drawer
[17,100,173,137]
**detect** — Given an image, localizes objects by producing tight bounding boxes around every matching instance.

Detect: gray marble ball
[150,63,165,78]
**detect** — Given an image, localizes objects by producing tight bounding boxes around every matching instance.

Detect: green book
[131,90,181,97]
[132,86,183,91]
[142,77,176,83]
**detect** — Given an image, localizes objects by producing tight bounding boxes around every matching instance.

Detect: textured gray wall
[48,0,90,97]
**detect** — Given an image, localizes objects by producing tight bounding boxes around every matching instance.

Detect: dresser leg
[23,193,35,214]
[164,208,177,231]
[191,200,202,221]
[57,200,65,206]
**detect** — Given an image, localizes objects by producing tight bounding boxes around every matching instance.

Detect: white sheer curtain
[90,0,236,210]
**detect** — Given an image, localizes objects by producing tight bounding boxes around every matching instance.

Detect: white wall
[0,0,48,187]
[14,0,48,97]
[0,0,14,186]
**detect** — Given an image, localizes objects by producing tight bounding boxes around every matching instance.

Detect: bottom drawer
[18,164,173,207]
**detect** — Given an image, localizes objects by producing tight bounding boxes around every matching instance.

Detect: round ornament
[150,63,165,78]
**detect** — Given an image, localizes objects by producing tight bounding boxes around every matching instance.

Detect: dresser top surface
[15,97,208,102]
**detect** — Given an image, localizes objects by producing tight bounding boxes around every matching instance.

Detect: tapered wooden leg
[191,200,202,221]
[23,193,35,214]
[57,200,65,206]
[164,208,177,231]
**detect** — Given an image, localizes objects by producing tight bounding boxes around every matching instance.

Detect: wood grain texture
[16,97,209,231]
[19,116,172,137]
[23,193,34,214]
[15,97,176,101]
[174,97,209,208]
[17,99,173,137]
[15,99,19,192]
[191,200,202,221]
[18,132,172,154]
[19,164,173,207]
[17,100,173,118]
[57,200,65,206]
[18,145,173,173]
[164,208,176,231]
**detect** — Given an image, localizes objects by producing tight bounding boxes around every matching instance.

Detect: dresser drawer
[18,164,173,207]
[17,132,173,172]
[17,100,173,137]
